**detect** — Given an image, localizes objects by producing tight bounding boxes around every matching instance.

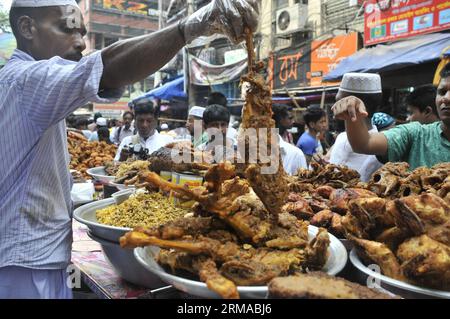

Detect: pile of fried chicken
[367,162,450,202]
[67,131,117,179]
[283,161,450,290]
[280,162,375,237]
[119,31,332,299]
[269,154,449,292]
[118,30,450,296]
[281,162,450,243]
[110,141,212,186]
[341,163,450,290]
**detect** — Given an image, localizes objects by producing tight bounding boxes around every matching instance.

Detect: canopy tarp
[323,33,450,81]
[140,76,187,101]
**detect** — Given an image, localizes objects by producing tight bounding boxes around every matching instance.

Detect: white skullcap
[11,0,79,8]
[96,117,107,127]
[161,123,169,130]
[339,73,382,94]
[188,106,205,119]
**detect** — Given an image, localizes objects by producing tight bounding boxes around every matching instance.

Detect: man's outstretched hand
[332,96,368,122]
[182,0,260,44]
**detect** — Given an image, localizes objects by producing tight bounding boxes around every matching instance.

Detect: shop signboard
[364,0,450,46]
[273,46,311,90]
[94,101,129,119]
[92,0,159,16]
[310,32,359,86]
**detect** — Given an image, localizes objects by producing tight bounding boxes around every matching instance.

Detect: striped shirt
[0,49,122,269]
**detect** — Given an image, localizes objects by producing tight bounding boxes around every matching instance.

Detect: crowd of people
[64,66,447,185]
[63,66,447,184]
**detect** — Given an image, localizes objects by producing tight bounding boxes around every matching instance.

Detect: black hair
[440,62,450,78]
[123,111,134,119]
[303,107,326,128]
[272,104,291,122]
[133,98,157,117]
[109,119,117,128]
[66,113,77,128]
[203,104,230,125]
[97,126,110,142]
[93,112,103,122]
[406,85,437,115]
[272,104,292,133]
[75,117,89,129]
[207,92,228,107]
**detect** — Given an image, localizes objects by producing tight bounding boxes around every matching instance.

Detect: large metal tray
[73,198,130,243]
[87,230,166,289]
[86,166,115,184]
[349,249,450,299]
[134,225,348,299]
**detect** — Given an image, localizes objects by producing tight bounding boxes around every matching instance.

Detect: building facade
[77,0,166,116]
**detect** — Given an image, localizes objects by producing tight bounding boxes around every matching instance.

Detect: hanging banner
[364,0,450,46]
[311,32,359,86]
[189,55,248,86]
[273,46,311,90]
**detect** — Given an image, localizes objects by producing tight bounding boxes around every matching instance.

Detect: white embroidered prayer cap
[339,73,382,94]
[96,117,107,127]
[188,106,205,119]
[11,0,79,8]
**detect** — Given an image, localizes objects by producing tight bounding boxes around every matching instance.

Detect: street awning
[323,33,450,81]
[140,76,187,101]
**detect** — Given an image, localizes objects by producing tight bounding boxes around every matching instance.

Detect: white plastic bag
[71,182,95,205]
[183,0,260,44]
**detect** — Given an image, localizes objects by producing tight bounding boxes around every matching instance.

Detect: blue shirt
[0,49,122,269]
[296,131,319,156]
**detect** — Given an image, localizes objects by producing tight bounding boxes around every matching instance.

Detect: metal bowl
[86,166,115,184]
[349,249,450,299]
[73,198,131,243]
[134,225,348,299]
[109,181,136,191]
[87,231,166,289]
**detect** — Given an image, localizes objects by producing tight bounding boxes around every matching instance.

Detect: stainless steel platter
[134,225,348,299]
[73,198,130,243]
[349,249,450,299]
[86,166,115,184]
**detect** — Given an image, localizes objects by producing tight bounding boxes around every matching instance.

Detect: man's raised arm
[332,96,389,156]
[100,0,259,90]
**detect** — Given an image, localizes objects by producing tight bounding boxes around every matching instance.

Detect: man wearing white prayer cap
[185,106,207,147]
[332,66,450,172]
[329,73,384,182]
[0,0,260,298]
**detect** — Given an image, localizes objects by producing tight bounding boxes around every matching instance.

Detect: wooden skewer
[244,27,254,74]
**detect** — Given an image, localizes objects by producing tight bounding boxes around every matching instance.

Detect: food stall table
[71,220,186,299]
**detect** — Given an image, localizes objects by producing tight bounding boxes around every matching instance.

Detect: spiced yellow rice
[96,192,189,228]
